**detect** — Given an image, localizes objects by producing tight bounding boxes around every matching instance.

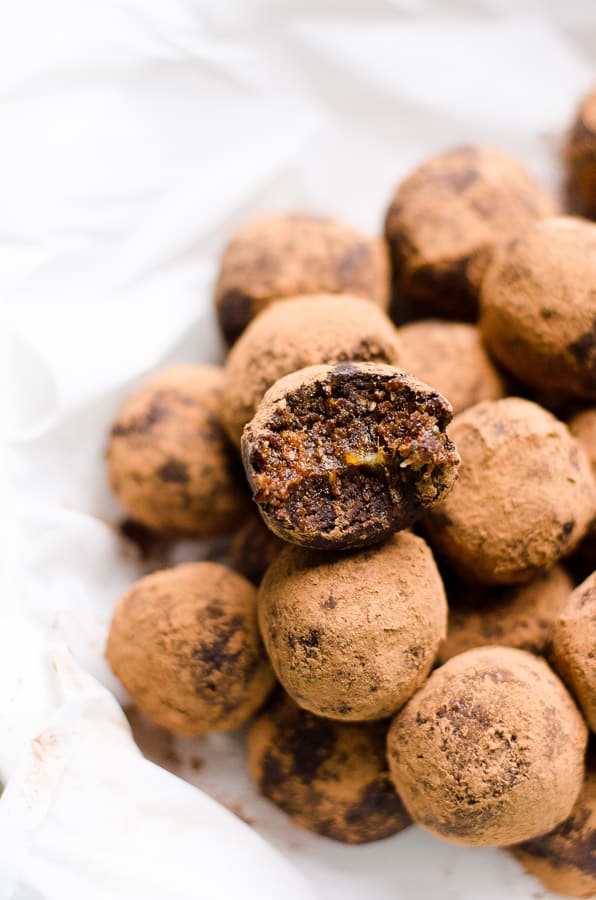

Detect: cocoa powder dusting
[247,691,411,844]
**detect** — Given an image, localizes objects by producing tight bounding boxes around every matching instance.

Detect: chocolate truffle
[387,647,588,847]
[106,562,275,735]
[511,753,596,899]
[247,691,411,843]
[258,531,447,721]
[565,87,596,219]
[242,362,460,550]
[108,366,248,536]
[480,216,596,400]
[397,320,506,415]
[438,566,572,664]
[384,146,556,320]
[424,397,596,584]
[222,293,402,447]
[568,408,596,583]
[570,408,596,478]
[552,572,596,732]
[215,214,390,343]
[229,513,283,585]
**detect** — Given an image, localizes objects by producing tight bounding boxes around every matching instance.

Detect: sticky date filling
[248,371,455,535]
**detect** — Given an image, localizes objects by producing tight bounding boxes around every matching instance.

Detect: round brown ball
[384,146,556,320]
[387,646,588,847]
[106,562,275,735]
[424,397,596,584]
[570,408,596,478]
[108,366,248,536]
[567,409,596,583]
[438,566,572,664]
[511,752,596,899]
[565,87,596,219]
[258,531,447,721]
[247,691,411,844]
[480,216,596,400]
[242,362,460,550]
[215,213,390,343]
[222,293,402,446]
[229,513,283,585]
[552,571,596,732]
[397,320,506,415]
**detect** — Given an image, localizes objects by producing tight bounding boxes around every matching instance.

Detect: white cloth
[2,1,594,898]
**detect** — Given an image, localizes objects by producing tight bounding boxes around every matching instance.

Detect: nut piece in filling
[247,691,411,844]
[565,87,596,219]
[511,752,596,899]
[387,646,588,847]
[258,531,447,720]
[438,566,572,664]
[242,362,460,550]
[106,562,275,736]
[424,397,596,584]
[551,571,596,732]
[222,292,402,447]
[480,216,596,400]
[215,213,390,344]
[384,146,556,320]
[108,365,248,537]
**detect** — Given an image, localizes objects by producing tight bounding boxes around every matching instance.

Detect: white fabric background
[2,2,595,898]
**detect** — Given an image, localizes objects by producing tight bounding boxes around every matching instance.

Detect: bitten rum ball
[552,571,596,732]
[106,562,275,735]
[424,397,596,584]
[511,753,596,899]
[481,216,596,400]
[384,146,556,320]
[397,320,506,415]
[258,531,447,721]
[215,213,390,343]
[229,513,284,586]
[386,647,588,847]
[247,691,411,844]
[222,293,402,447]
[108,366,248,536]
[242,362,460,550]
[565,87,596,219]
[438,566,572,664]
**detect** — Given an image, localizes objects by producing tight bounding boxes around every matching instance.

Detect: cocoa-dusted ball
[387,647,588,847]
[222,293,402,446]
[384,146,556,320]
[438,566,572,664]
[552,571,596,732]
[247,691,411,844]
[108,366,248,536]
[106,562,275,735]
[570,408,596,478]
[565,87,596,218]
[511,752,596,899]
[242,362,460,550]
[258,531,447,721]
[229,513,283,585]
[424,397,596,584]
[397,320,506,415]
[215,214,390,344]
[481,216,596,400]
[567,409,596,583]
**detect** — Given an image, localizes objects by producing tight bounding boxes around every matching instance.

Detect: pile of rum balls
[106,90,596,898]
